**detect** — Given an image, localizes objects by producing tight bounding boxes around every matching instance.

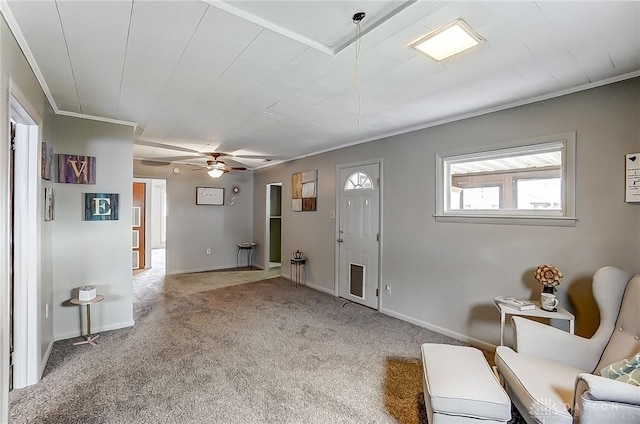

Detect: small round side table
[290,258,306,287]
[70,294,105,347]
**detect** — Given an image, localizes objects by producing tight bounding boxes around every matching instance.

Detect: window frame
[434,132,576,226]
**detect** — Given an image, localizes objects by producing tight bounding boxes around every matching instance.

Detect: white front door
[337,163,380,309]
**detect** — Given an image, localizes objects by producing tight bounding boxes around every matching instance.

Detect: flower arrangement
[534,264,563,291]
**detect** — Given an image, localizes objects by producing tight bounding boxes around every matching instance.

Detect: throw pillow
[600,352,640,386]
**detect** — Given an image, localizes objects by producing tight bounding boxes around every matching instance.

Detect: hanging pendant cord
[353,21,362,125]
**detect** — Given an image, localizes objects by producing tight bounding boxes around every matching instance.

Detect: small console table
[290,258,306,287]
[237,242,256,268]
[70,294,105,347]
[494,299,574,346]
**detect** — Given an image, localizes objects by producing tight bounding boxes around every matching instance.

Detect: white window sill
[433,214,577,227]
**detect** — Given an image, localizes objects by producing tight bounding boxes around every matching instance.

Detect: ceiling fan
[138,149,276,178]
[200,153,248,178]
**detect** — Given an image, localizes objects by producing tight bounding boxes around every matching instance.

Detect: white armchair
[495,266,640,424]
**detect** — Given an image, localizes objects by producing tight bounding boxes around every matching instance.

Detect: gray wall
[0,13,55,412]
[253,78,640,347]
[133,161,254,274]
[52,116,135,340]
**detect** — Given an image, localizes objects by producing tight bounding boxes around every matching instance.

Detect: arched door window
[344,172,373,191]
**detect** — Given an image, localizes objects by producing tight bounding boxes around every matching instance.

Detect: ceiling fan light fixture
[207,168,224,178]
[409,19,483,61]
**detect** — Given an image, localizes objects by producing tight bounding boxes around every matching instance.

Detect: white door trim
[334,159,383,310]
[265,182,282,270]
[8,81,43,391]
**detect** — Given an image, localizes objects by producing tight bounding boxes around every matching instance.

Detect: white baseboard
[305,282,336,296]
[380,308,496,352]
[55,320,135,341]
[40,339,54,378]
[279,273,336,296]
[167,263,267,276]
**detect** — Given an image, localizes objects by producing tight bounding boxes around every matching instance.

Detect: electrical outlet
[206,248,211,255]
[385,285,391,293]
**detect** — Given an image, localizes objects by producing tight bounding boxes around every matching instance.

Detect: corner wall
[0,12,55,417]
[133,161,254,275]
[253,78,640,346]
[52,116,134,340]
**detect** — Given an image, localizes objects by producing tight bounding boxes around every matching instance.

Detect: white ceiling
[3,1,640,168]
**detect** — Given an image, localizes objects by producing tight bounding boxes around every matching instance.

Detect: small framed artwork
[44,187,55,221]
[84,193,119,220]
[292,169,317,211]
[196,187,224,205]
[41,142,54,180]
[625,153,640,202]
[59,154,96,184]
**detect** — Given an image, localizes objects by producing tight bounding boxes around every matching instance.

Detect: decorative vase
[542,285,555,294]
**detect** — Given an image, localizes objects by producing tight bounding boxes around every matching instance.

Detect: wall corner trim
[40,340,54,378]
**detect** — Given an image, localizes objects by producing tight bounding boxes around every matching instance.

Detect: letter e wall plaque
[59,154,96,184]
[85,193,119,221]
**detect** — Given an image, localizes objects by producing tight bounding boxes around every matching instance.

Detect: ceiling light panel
[410,20,484,61]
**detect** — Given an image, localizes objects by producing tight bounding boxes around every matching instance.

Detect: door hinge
[376,288,379,297]
[377,177,380,187]
[376,233,380,242]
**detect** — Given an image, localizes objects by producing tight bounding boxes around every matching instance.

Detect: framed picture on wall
[196,187,224,205]
[44,187,55,221]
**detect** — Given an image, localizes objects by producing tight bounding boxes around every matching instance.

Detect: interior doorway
[266,182,282,269]
[9,93,41,391]
[132,178,166,276]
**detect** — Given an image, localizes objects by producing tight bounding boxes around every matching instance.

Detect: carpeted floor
[10,251,523,423]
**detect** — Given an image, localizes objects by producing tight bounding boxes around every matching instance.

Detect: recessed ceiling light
[409,20,484,61]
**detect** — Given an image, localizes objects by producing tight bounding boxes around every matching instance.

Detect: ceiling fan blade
[229,167,247,171]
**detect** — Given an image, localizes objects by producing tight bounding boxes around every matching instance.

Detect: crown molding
[254,70,640,170]
[202,0,416,56]
[0,2,137,128]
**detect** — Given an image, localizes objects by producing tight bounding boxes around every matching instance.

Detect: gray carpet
[10,264,520,423]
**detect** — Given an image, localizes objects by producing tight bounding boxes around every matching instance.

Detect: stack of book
[494,296,535,311]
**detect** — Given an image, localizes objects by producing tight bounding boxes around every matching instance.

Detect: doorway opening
[133,178,166,280]
[266,182,282,269]
[9,93,42,391]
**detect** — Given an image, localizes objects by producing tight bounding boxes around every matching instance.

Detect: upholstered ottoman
[421,343,511,424]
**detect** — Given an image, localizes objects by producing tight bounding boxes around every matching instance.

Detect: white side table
[70,294,105,346]
[494,300,575,346]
